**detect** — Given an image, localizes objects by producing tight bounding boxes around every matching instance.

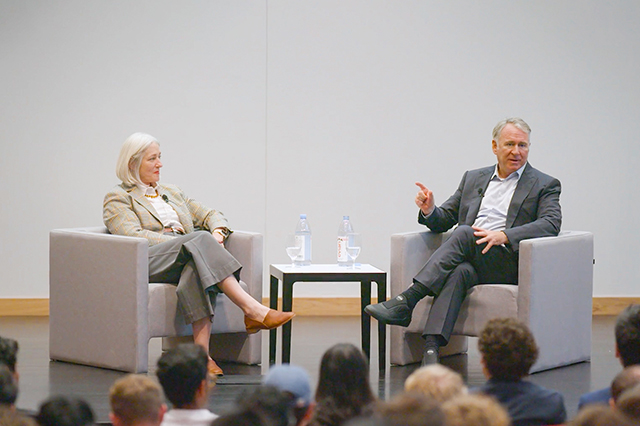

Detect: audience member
[263,364,314,426]
[615,384,640,423]
[0,364,18,408]
[404,364,467,403]
[109,374,166,426]
[0,337,18,378]
[210,410,265,426]
[156,344,217,426]
[376,392,445,426]
[474,318,566,426]
[235,385,293,426]
[442,394,510,426]
[35,396,94,426]
[610,365,640,406]
[309,343,376,426]
[568,404,634,426]
[578,304,640,409]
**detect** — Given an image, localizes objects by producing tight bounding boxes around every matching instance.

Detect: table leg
[377,277,387,370]
[360,280,372,361]
[281,277,294,364]
[269,275,279,365]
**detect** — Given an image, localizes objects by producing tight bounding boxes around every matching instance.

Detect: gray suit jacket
[419,163,562,252]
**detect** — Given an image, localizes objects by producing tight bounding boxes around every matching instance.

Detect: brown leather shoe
[245,310,296,334]
[208,359,224,377]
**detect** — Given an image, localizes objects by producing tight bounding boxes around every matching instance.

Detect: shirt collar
[136,182,159,196]
[491,163,526,181]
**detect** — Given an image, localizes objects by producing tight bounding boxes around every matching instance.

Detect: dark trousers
[413,225,518,343]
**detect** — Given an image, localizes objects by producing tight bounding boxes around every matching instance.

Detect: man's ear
[492,139,498,155]
[158,404,167,423]
[109,412,121,426]
[480,356,490,379]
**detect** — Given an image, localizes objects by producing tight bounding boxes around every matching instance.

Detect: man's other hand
[415,182,435,216]
[472,226,509,254]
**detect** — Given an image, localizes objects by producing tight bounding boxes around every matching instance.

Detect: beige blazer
[103,183,229,246]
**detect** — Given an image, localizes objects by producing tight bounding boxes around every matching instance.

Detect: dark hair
[0,364,18,405]
[211,410,269,426]
[156,343,207,408]
[478,318,538,381]
[0,336,18,373]
[234,385,293,426]
[615,305,640,367]
[36,396,94,426]
[310,343,376,426]
[617,384,640,422]
[377,392,445,426]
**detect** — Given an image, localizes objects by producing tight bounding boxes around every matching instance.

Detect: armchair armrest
[49,228,150,372]
[390,231,450,296]
[225,231,263,302]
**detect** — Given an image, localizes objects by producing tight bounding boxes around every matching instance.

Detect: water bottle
[337,216,354,266]
[294,214,312,266]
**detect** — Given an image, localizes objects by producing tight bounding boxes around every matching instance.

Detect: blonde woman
[104,132,294,376]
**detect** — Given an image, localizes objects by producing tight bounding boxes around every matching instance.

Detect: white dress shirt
[138,183,185,233]
[160,409,218,426]
[472,164,526,231]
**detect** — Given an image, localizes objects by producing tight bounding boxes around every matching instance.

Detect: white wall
[1,1,638,299]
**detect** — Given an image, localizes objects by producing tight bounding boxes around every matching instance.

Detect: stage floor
[2,315,619,423]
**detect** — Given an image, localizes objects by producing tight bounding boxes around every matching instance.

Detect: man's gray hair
[492,117,531,142]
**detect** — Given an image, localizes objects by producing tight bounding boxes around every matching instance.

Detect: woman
[309,343,377,426]
[103,132,294,376]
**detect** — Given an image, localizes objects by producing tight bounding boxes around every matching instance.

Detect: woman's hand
[212,228,226,245]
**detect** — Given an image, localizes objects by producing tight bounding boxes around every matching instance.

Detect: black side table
[269,264,387,370]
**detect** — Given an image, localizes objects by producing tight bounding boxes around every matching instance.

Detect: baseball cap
[263,364,312,407]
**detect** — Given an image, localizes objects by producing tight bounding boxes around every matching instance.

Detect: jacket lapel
[506,163,536,228]
[126,184,163,224]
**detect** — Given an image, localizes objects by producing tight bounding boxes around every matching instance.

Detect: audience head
[0,336,19,376]
[377,392,445,426]
[570,404,634,426]
[404,364,467,403]
[156,343,209,409]
[36,396,94,426]
[211,410,267,426]
[311,343,376,425]
[234,385,293,426]
[611,366,640,404]
[615,304,640,367]
[116,132,159,186]
[442,394,510,426]
[109,374,166,426]
[616,384,640,423]
[0,364,18,407]
[263,364,313,425]
[478,318,538,381]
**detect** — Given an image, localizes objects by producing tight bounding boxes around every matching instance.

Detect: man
[263,364,314,426]
[474,318,566,426]
[156,344,218,426]
[0,364,37,426]
[610,366,640,407]
[365,117,561,364]
[404,364,467,403]
[109,374,166,426]
[578,304,640,409]
[442,394,510,426]
[377,392,446,426]
[0,336,19,383]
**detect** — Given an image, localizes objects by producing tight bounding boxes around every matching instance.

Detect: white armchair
[49,227,262,373]
[389,230,594,373]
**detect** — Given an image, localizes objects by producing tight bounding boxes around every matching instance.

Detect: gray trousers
[148,231,242,324]
[413,225,518,343]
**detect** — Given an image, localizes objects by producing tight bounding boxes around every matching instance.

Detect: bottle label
[337,236,348,262]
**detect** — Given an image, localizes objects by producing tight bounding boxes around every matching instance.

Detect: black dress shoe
[421,347,439,366]
[364,295,412,327]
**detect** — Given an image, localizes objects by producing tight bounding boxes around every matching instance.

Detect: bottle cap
[300,214,307,219]
[343,216,349,220]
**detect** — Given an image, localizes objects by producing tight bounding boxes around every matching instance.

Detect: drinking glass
[346,233,361,269]
[285,234,302,268]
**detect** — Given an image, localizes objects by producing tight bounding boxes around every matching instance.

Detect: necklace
[144,192,159,198]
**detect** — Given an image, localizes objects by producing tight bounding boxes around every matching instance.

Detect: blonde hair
[442,394,511,426]
[109,374,164,426]
[116,132,159,186]
[404,364,467,403]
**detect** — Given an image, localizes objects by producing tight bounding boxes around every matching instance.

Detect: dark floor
[1,315,619,423]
